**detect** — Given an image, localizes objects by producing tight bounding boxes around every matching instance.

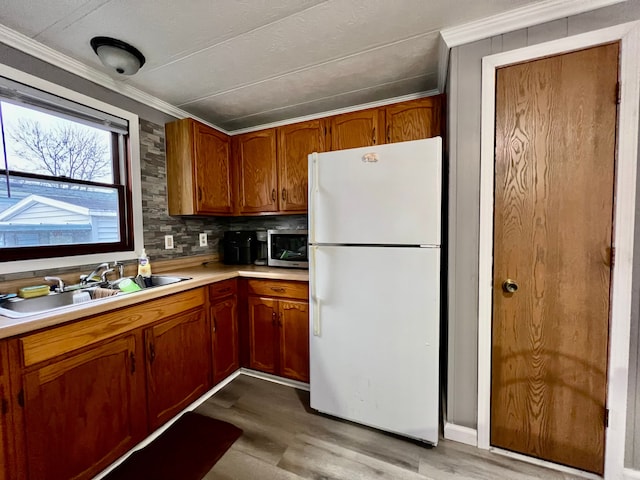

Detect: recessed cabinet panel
[384,96,443,143]
[329,108,384,150]
[234,129,278,214]
[279,300,309,382]
[23,335,144,480]
[194,123,232,214]
[212,296,239,384]
[145,308,211,430]
[248,297,278,374]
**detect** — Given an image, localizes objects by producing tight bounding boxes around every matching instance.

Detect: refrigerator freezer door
[309,245,440,443]
[309,137,442,246]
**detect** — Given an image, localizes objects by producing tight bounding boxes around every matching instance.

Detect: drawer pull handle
[218,287,230,293]
[213,316,217,332]
[270,287,286,293]
[271,189,276,202]
[149,343,156,363]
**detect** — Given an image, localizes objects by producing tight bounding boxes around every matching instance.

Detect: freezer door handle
[310,245,321,336]
[309,153,319,244]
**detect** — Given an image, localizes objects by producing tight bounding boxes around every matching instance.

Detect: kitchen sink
[0,275,191,319]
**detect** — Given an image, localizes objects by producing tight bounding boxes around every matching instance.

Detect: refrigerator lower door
[309,245,440,444]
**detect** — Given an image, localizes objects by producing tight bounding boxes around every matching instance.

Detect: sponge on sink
[18,285,50,299]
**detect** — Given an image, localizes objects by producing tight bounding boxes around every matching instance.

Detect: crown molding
[440,0,628,47]
[0,23,229,134]
[437,34,449,93]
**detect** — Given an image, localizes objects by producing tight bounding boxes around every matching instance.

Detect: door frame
[477,21,640,478]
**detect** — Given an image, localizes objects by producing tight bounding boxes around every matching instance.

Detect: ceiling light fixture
[90,36,146,76]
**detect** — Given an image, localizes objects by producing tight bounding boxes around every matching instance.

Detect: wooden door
[329,109,384,150]
[193,122,233,214]
[279,300,309,382]
[491,43,619,475]
[248,296,278,374]
[384,96,443,143]
[234,129,278,213]
[277,120,325,212]
[212,296,239,384]
[23,335,145,480]
[145,309,211,430]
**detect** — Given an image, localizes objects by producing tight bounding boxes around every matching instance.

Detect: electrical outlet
[199,233,208,247]
[164,235,174,249]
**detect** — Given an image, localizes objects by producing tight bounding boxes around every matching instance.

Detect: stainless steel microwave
[267,229,308,268]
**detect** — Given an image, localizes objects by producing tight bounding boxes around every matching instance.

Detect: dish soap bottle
[138,248,152,286]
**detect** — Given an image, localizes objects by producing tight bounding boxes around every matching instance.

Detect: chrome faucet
[44,276,65,292]
[80,262,111,284]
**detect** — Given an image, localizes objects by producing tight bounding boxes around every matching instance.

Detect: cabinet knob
[213,316,217,332]
[271,189,276,202]
[372,127,376,144]
[271,311,277,326]
[386,125,391,143]
[282,188,287,202]
[149,343,156,363]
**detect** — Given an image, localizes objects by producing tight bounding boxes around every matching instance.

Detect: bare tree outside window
[8,118,111,182]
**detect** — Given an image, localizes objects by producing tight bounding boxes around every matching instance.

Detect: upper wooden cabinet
[233,129,278,214]
[165,118,233,215]
[278,120,325,212]
[327,108,385,151]
[234,119,324,215]
[383,96,444,143]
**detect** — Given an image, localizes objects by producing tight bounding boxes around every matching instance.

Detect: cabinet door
[329,109,384,150]
[279,300,309,382]
[194,122,233,214]
[145,309,211,430]
[211,296,239,384]
[248,296,278,374]
[234,129,278,213]
[0,342,9,480]
[277,120,325,213]
[22,335,144,480]
[384,96,443,143]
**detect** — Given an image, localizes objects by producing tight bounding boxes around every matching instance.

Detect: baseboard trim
[625,467,640,479]
[443,422,477,446]
[239,368,310,391]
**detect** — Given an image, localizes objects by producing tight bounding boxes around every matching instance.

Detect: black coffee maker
[223,231,257,265]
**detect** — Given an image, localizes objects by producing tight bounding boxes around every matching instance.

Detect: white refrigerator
[308,137,442,445]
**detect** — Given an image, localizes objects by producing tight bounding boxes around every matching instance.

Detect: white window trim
[477,21,640,479]
[0,62,143,274]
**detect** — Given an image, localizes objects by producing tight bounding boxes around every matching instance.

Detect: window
[0,74,137,262]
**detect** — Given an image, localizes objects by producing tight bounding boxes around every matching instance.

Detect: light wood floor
[196,375,582,480]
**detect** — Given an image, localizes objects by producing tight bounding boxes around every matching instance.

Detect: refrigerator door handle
[309,153,319,244]
[310,245,321,336]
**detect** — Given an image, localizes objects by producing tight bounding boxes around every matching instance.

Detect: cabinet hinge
[17,389,24,408]
[604,407,610,428]
[616,82,621,105]
[611,246,616,267]
[130,351,136,374]
[1,398,7,415]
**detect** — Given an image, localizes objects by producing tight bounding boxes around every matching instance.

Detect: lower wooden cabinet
[22,335,145,480]
[0,341,10,480]
[247,280,309,382]
[145,307,211,430]
[210,279,239,384]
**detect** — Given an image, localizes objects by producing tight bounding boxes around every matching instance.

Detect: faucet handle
[44,276,65,292]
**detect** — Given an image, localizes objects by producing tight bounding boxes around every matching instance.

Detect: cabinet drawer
[209,278,237,300]
[247,279,308,300]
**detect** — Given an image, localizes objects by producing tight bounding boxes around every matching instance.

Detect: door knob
[502,279,519,293]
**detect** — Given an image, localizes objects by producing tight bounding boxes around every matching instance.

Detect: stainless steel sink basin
[0,275,191,319]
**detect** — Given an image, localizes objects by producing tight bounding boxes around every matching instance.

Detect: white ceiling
[0,0,597,131]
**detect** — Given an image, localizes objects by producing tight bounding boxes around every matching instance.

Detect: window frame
[0,63,143,274]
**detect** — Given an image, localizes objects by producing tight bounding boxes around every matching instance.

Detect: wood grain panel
[234,129,278,213]
[384,95,443,143]
[193,122,233,214]
[279,300,309,382]
[329,108,384,150]
[23,335,145,480]
[491,43,618,475]
[248,296,278,374]
[145,308,211,429]
[0,342,9,480]
[212,296,239,384]
[247,279,308,300]
[20,288,206,367]
[277,120,324,212]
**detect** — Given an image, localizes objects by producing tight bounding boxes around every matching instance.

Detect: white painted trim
[443,422,477,446]
[624,468,640,480]
[0,23,228,134]
[441,0,627,47]
[93,369,243,480]
[491,448,602,480]
[478,21,640,480]
[240,368,310,391]
[0,62,145,274]
[229,89,440,136]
